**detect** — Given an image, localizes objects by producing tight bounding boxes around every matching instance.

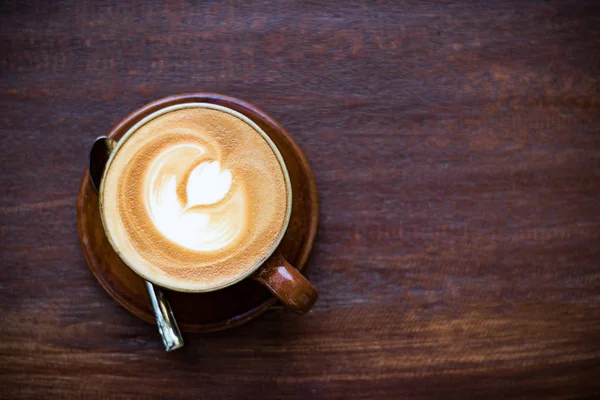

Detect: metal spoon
[89,136,184,351]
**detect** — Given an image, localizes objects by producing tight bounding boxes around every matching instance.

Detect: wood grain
[1,0,600,398]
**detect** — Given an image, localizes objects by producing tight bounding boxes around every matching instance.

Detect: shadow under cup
[99,103,318,315]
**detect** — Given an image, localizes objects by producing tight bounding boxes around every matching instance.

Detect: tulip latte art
[101,106,289,291]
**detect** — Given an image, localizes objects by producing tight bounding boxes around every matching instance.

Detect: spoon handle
[145,281,184,351]
[89,136,184,351]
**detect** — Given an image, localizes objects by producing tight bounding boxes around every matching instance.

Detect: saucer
[77,94,318,333]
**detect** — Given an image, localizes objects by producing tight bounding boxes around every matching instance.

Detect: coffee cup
[98,102,317,314]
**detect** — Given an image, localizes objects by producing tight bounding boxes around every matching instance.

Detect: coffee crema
[101,106,289,291]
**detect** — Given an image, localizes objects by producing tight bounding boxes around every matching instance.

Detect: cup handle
[252,251,318,315]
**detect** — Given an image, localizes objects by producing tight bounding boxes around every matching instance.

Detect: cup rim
[99,102,293,293]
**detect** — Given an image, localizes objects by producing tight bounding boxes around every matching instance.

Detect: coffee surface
[101,107,289,291]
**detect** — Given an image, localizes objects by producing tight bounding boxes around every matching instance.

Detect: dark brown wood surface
[1,0,600,398]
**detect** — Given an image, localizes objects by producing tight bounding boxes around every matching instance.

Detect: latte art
[147,145,244,252]
[101,106,289,291]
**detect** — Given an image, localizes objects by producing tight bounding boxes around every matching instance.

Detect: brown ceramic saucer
[77,93,318,333]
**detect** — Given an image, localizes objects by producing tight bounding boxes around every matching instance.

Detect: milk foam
[147,144,244,252]
[101,106,289,291]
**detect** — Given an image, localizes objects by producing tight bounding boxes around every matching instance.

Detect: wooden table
[1,1,599,398]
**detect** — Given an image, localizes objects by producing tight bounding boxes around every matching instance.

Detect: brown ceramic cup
[99,102,318,315]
